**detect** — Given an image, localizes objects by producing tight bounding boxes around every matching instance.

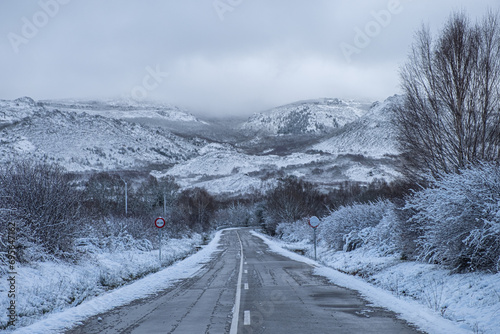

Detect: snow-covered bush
[78,217,154,253]
[407,163,500,272]
[319,200,393,252]
[0,234,203,329]
[359,207,400,255]
[213,202,253,228]
[275,219,312,243]
[0,160,81,261]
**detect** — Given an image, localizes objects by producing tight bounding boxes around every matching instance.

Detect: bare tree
[264,176,326,234]
[132,175,179,217]
[82,172,124,217]
[394,10,500,177]
[174,188,215,232]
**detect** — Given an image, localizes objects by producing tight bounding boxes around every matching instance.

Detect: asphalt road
[66,229,424,334]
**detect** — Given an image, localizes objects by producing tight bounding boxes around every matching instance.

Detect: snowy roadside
[250,230,499,334]
[1,231,223,334]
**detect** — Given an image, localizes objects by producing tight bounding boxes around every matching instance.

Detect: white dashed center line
[244,310,251,325]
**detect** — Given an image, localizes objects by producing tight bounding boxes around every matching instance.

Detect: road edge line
[229,230,244,334]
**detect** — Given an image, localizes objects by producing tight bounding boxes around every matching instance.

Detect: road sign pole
[155,217,166,264]
[163,193,166,216]
[313,228,317,261]
[309,216,320,262]
[159,228,162,263]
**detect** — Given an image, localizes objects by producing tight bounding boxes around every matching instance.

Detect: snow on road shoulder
[11,230,224,334]
[250,230,473,334]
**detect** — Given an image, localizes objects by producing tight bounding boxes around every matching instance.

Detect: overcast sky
[1,0,498,116]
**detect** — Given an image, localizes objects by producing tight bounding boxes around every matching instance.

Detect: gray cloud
[1,0,498,116]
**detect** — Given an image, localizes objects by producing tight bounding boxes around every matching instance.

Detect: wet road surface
[66,229,424,334]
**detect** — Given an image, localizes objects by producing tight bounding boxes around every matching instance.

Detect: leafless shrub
[0,160,81,261]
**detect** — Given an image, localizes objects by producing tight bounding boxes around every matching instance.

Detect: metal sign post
[313,228,317,260]
[309,216,320,261]
[155,217,166,263]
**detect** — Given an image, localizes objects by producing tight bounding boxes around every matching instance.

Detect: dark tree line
[174,188,215,233]
[260,177,410,235]
[263,176,326,234]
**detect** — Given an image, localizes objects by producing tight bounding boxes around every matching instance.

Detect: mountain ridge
[0,95,402,196]
[240,97,372,135]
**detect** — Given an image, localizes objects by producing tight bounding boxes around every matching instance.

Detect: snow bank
[1,231,223,333]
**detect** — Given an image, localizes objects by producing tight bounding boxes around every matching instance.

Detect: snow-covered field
[0,233,215,333]
[252,231,500,334]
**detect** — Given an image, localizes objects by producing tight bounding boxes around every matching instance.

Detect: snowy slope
[159,143,326,194]
[312,95,401,157]
[241,98,371,135]
[0,100,200,171]
[161,144,400,195]
[158,96,403,196]
[0,97,43,125]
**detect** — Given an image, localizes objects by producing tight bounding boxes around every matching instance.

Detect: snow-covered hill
[0,97,43,125]
[164,97,402,195]
[157,143,331,195]
[312,95,401,157]
[0,99,201,171]
[241,98,371,135]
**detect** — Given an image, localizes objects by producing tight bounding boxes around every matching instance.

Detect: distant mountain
[0,98,201,171]
[240,98,372,135]
[40,99,207,124]
[1,96,403,196]
[163,97,402,196]
[312,95,401,157]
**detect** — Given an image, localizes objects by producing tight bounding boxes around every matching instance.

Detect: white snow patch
[343,163,400,183]
[13,138,36,153]
[190,174,268,196]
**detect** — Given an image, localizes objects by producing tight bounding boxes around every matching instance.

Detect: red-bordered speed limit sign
[155,217,166,228]
[309,216,320,228]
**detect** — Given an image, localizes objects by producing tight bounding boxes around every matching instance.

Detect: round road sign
[309,216,320,228]
[155,217,166,228]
